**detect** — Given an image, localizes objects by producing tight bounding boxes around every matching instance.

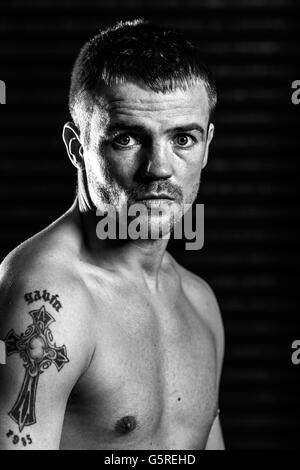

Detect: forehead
[92,81,210,132]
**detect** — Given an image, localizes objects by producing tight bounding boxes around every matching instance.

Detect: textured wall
[1,0,300,450]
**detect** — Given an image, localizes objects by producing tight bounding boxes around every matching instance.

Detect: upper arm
[0,261,92,450]
[199,279,225,450]
[183,270,225,385]
[200,278,225,387]
[181,269,225,450]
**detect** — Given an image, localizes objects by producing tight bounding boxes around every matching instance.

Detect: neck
[71,198,171,284]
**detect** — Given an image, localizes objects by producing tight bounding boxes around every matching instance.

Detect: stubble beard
[87,161,201,240]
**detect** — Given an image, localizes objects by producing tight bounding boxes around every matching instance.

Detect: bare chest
[62,290,218,449]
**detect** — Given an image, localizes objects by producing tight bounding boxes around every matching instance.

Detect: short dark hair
[69,19,217,139]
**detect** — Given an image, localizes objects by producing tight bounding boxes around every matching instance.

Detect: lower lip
[135,198,174,204]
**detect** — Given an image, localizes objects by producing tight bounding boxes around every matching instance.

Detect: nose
[139,144,172,181]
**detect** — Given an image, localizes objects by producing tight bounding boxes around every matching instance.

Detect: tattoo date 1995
[6,430,32,447]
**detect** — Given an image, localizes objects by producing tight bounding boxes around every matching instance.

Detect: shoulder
[0,208,90,308]
[0,231,84,312]
[169,255,223,332]
[0,234,95,377]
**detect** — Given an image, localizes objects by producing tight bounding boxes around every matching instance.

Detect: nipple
[115,415,137,434]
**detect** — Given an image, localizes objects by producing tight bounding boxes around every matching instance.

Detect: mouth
[136,193,175,201]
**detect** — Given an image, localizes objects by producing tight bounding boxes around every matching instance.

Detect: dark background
[1,0,300,450]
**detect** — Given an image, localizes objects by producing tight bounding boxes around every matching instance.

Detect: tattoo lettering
[6,429,33,447]
[24,290,63,312]
[4,305,69,432]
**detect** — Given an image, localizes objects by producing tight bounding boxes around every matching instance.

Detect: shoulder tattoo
[2,291,69,433]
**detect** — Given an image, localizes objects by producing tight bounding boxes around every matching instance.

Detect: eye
[173,134,196,148]
[113,134,139,148]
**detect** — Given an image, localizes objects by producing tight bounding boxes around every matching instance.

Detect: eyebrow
[105,122,205,136]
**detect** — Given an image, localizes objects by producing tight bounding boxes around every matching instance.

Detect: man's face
[81,80,214,236]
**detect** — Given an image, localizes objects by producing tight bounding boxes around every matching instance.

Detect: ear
[202,123,215,169]
[62,122,84,170]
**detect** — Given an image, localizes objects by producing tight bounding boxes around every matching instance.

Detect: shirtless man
[0,19,225,450]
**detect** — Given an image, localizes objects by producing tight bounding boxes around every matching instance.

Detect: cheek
[106,150,141,184]
[180,154,202,185]
[84,151,103,176]
[85,149,137,192]
[178,156,203,202]
[85,149,116,184]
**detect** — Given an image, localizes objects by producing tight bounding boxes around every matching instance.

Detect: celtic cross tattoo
[4,305,69,432]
